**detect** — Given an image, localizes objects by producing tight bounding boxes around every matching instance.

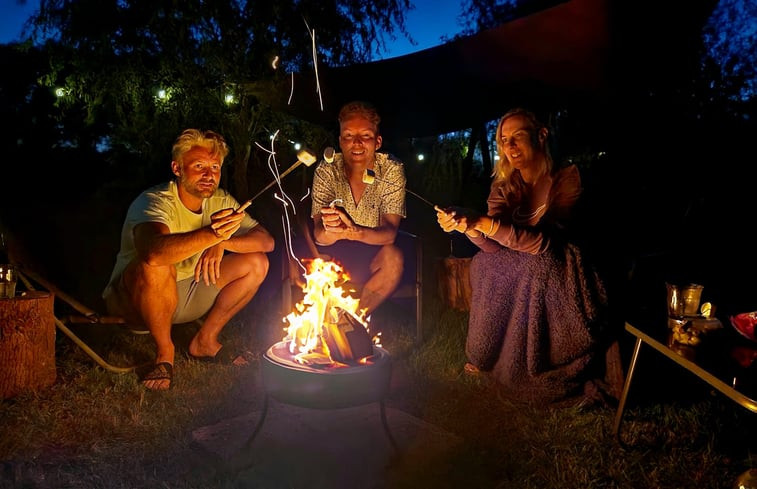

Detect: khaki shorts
[104,274,220,325]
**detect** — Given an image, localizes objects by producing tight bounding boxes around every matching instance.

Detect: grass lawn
[1,264,755,489]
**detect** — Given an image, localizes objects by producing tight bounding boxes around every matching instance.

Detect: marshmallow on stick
[362,168,375,184]
[323,146,335,164]
[297,148,318,166]
[362,168,435,208]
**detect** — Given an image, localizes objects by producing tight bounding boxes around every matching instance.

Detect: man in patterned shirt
[310,101,407,315]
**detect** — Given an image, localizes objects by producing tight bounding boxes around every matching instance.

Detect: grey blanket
[467,242,610,403]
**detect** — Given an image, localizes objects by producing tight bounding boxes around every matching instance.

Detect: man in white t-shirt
[103,129,274,390]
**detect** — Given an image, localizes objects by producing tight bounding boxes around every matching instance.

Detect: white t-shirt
[103,180,258,298]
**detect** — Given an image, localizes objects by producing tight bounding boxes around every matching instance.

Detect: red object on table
[730,311,757,342]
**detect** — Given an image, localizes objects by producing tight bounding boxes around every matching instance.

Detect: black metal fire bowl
[262,341,392,410]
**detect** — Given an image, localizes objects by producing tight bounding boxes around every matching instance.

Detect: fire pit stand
[244,341,397,450]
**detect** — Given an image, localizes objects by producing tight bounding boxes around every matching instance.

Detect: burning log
[283,258,379,366]
[323,308,373,363]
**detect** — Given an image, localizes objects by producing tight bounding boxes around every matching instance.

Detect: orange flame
[283,258,380,366]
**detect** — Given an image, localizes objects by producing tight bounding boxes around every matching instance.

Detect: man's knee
[109,261,177,321]
[376,244,403,278]
[126,260,176,290]
[243,252,270,281]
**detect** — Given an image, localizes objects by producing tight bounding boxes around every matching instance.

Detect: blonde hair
[171,129,229,164]
[492,108,553,204]
[338,101,381,134]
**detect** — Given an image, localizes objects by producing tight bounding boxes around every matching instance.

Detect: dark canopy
[284,0,610,139]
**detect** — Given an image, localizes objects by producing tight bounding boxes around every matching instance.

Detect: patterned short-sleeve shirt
[310,152,406,228]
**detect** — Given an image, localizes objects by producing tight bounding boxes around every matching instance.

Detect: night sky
[0,0,465,59]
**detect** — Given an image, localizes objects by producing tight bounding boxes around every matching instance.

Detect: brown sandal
[141,362,173,390]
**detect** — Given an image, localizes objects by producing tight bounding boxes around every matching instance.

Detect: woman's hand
[435,206,479,234]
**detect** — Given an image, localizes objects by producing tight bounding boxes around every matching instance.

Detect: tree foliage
[455,0,569,37]
[27,0,413,199]
[702,0,757,103]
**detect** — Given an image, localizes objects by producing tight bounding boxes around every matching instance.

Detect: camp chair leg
[17,270,142,374]
[53,316,138,374]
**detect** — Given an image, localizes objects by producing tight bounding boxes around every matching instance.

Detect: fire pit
[244,342,395,450]
[262,341,391,409]
[243,258,397,450]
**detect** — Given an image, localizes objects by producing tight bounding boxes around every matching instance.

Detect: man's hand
[209,207,244,240]
[320,205,356,235]
[195,243,225,285]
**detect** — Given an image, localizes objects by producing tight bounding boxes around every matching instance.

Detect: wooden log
[603,340,625,401]
[436,257,472,311]
[0,291,56,399]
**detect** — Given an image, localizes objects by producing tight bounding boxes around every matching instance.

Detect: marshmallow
[323,147,335,164]
[362,168,376,185]
[297,148,317,167]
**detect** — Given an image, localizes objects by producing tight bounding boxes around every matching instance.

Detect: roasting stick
[363,168,473,236]
[235,199,252,213]
[284,147,336,272]
[362,168,436,208]
[248,148,318,203]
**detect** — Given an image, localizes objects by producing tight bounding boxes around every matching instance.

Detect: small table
[613,319,757,443]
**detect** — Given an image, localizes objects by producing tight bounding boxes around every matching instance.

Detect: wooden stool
[436,257,472,311]
[0,291,56,399]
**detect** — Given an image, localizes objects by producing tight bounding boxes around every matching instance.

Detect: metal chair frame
[16,266,142,373]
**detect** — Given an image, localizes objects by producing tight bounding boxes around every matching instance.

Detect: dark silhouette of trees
[24,0,414,199]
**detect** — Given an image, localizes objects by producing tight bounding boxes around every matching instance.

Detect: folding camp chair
[15,265,142,373]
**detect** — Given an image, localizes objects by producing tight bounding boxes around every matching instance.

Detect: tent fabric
[284,0,610,139]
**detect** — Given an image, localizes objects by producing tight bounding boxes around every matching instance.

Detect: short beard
[180,178,217,199]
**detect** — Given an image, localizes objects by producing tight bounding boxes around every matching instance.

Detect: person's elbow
[141,249,170,267]
[137,238,170,267]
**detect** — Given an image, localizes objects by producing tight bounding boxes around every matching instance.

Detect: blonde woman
[436,108,614,404]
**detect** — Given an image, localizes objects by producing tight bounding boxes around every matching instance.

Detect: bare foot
[464,362,481,374]
[188,335,222,359]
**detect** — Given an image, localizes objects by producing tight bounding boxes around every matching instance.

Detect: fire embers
[283,258,379,366]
